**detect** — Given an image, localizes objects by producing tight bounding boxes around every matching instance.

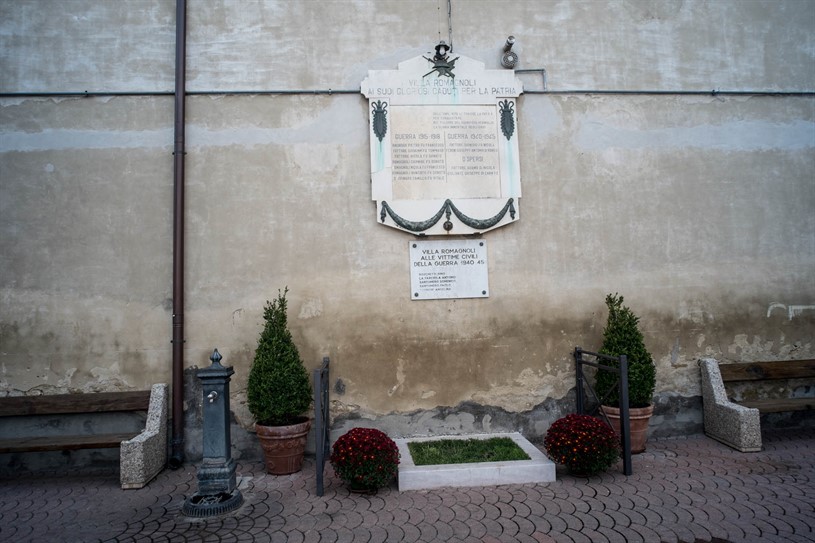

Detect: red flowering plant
[544,414,621,476]
[329,427,400,490]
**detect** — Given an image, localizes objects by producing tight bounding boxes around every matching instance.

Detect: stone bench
[699,358,815,452]
[0,383,168,489]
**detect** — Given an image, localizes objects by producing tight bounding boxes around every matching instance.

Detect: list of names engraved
[391,105,501,200]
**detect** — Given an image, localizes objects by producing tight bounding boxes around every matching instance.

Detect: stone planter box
[394,432,555,491]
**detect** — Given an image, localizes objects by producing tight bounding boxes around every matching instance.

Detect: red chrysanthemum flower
[330,427,400,489]
[544,414,620,476]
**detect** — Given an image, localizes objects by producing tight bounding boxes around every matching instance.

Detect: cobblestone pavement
[1,429,813,543]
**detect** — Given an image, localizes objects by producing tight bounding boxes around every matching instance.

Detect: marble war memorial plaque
[362,45,524,236]
[409,239,489,300]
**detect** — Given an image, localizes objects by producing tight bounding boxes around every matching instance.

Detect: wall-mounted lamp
[501,36,518,68]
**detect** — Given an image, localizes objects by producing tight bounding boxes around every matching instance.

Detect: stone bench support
[698,358,762,452]
[120,383,169,489]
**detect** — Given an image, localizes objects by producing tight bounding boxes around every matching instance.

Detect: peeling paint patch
[330,391,704,444]
[678,301,714,325]
[670,338,681,365]
[767,303,815,320]
[779,341,813,358]
[298,298,323,320]
[388,359,406,397]
[728,334,777,359]
[231,308,244,328]
[469,367,569,413]
[56,367,77,389]
[84,365,131,392]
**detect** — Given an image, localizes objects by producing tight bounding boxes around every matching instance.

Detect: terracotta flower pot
[601,404,654,454]
[255,417,311,475]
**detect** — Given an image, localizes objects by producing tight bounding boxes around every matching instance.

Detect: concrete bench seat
[699,358,814,452]
[0,383,168,489]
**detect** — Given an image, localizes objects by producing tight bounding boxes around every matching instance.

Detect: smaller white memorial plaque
[410,239,489,300]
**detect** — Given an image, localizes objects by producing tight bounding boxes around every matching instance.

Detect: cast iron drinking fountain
[182,349,244,517]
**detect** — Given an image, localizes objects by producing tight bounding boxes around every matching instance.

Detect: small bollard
[182,349,244,517]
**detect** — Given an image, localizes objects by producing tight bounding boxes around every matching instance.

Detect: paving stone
[406,507,424,525]
[1,430,814,542]
[513,514,536,536]
[779,533,815,543]
[525,498,549,518]
[652,524,678,543]
[481,516,504,537]
[588,509,616,529]
[399,522,421,542]
[530,531,558,543]
[448,518,471,539]
[463,518,488,539]
[496,516,521,536]
[524,513,552,534]
[595,526,631,543]
[495,500,516,519]
[562,526,594,543]
[542,511,569,534]
[511,499,532,520]
[389,507,409,524]
[384,523,404,541]
[481,501,502,520]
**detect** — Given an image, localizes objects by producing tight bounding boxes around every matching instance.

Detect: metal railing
[313,356,331,496]
[574,347,632,475]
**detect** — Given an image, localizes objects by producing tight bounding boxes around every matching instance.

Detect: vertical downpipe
[169,0,187,469]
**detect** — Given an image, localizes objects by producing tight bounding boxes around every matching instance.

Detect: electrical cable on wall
[437,0,453,52]
[447,0,454,52]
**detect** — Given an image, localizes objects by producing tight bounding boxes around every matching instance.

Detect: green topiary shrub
[595,293,656,408]
[247,288,312,426]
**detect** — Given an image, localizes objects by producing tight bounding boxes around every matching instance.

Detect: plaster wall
[1,1,813,457]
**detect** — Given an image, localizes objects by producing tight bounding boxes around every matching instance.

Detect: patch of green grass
[407,437,530,466]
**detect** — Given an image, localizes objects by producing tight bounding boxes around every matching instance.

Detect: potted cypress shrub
[594,293,656,453]
[247,288,313,474]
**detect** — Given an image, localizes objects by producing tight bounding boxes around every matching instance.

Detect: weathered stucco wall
[1,1,813,458]
[0,96,174,392]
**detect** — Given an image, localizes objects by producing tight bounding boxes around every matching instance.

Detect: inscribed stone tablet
[409,240,489,300]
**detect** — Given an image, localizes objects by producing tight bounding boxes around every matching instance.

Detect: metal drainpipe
[169,0,187,469]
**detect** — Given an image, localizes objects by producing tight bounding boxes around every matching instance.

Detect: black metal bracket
[314,357,331,496]
[574,346,632,476]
